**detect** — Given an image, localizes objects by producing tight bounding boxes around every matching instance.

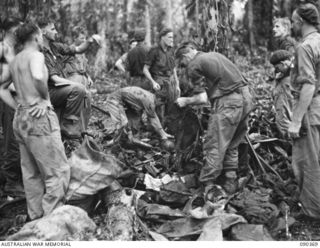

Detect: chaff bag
[66,137,124,201]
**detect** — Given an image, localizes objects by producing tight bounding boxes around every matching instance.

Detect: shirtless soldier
[0,22,70,220]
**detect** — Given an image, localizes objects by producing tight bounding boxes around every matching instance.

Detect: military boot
[221,170,239,195]
[60,115,82,139]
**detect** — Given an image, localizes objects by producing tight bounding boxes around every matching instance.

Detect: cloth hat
[297,3,320,26]
[270,50,292,65]
[159,27,173,38]
[133,29,146,42]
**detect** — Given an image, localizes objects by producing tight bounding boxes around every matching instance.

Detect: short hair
[297,3,320,26]
[1,17,22,32]
[174,41,197,60]
[16,22,40,44]
[273,17,291,34]
[37,17,53,29]
[133,28,146,42]
[159,27,173,38]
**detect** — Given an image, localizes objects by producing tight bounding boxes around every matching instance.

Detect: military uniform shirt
[145,44,175,78]
[187,52,247,100]
[110,86,156,118]
[42,42,77,86]
[127,44,149,77]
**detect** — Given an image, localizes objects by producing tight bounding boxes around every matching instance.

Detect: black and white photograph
[0,0,320,244]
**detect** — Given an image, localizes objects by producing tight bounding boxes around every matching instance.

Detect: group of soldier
[270,3,320,219]
[0,1,320,223]
[0,18,98,220]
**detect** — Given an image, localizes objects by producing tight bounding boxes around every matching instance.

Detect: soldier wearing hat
[269,50,294,137]
[290,2,320,218]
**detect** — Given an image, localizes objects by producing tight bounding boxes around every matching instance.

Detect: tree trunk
[195,0,199,37]
[127,0,135,31]
[123,0,128,33]
[94,0,108,77]
[247,0,255,52]
[165,0,173,28]
[102,185,135,241]
[113,1,119,35]
[218,0,232,56]
[145,3,151,47]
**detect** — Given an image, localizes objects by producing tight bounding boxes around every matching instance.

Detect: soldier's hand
[288,121,301,139]
[29,101,48,118]
[176,86,181,98]
[152,82,161,91]
[164,133,174,139]
[88,76,94,87]
[91,34,102,47]
[176,97,188,108]
[127,131,134,143]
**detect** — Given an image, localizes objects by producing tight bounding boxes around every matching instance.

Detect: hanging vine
[186,0,233,55]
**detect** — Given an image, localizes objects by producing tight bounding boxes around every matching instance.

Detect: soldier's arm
[143,65,160,90]
[292,46,316,124]
[143,48,160,90]
[28,52,53,117]
[0,80,17,109]
[292,83,314,121]
[74,37,95,54]
[115,54,127,73]
[173,67,181,96]
[0,43,11,84]
[0,64,11,84]
[288,45,316,137]
[149,115,173,139]
[144,98,173,139]
[30,52,49,100]
[50,75,78,87]
[176,64,208,107]
[53,40,92,55]
[176,92,208,107]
